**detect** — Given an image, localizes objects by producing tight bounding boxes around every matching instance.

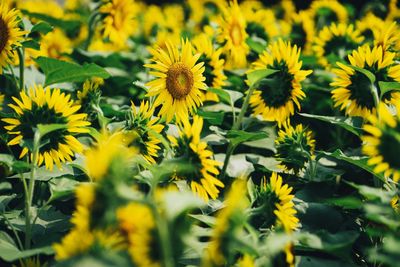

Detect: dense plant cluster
[0,0,400,266]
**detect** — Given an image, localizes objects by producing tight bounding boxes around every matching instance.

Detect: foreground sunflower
[169,115,224,201]
[145,39,206,123]
[362,104,400,182]
[2,85,90,170]
[98,0,138,46]
[313,23,363,68]
[0,1,25,73]
[331,45,400,117]
[127,101,164,164]
[248,39,312,126]
[217,0,249,69]
[193,34,227,102]
[275,124,315,174]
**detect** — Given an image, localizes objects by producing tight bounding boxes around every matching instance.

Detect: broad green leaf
[378,81,400,97]
[227,130,268,147]
[246,38,266,54]
[163,191,205,220]
[320,149,385,182]
[299,113,363,136]
[351,65,376,83]
[208,88,231,105]
[197,110,224,125]
[246,69,279,88]
[30,21,53,35]
[37,123,67,137]
[21,40,40,50]
[48,176,79,202]
[35,57,110,86]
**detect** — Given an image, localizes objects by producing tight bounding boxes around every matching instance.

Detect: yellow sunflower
[242,5,279,44]
[117,202,161,267]
[313,23,364,68]
[2,85,90,170]
[362,104,400,182]
[356,13,385,44]
[145,39,206,123]
[187,0,224,30]
[308,0,348,30]
[0,93,4,111]
[127,101,164,164]
[248,39,312,127]
[374,21,400,53]
[169,115,224,201]
[0,1,25,73]
[331,45,400,117]
[193,33,227,102]
[275,124,316,174]
[217,0,249,69]
[98,0,138,46]
[236,254,255,267]
[290,11,315,54]
[17,0,64,19]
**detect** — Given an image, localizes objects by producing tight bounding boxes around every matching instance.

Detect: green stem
[151,204,174,267]
[1,213,24,250]
[16,48,25,91]
[84,12,100,50]
[220,143,235,181]
[371,84,380,117]
[25,131,40,249]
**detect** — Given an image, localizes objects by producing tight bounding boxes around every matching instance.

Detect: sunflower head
[2,85,90,170]
[362,104,400,182]
[356,13,384,44]
[313,23,364,68]
[76,77,103,119]
[331,45,400,117]
[145,39,206,123]
[275,124,315,174]
[289,11,315,54]
[251,172,299,233]
[0,1,26,73]
[248,39,312,127]
[308,0,348,30]
[126,101,164,164]
[169,115,224,201]
[374,21,400,53]
[0,93,4,111]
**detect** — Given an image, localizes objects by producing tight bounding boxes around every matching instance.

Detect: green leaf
[163,191,205,220]
[246,69,279,88]
[21,10,80,32]
[227,130,268,147]
[351,65,376,83]
[197,110,224,125]
[208,88,231,105]
[299,113,363,136]
[37,123,67,137]
[378,81,400,97]
[320,149,385,182]
[48,176,79,202]
[35,57,110,86]
[21,40,40,50]
[30,21,53,35]
[246,38,266,54]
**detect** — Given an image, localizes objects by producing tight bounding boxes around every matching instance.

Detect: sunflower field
[1,0,400,266]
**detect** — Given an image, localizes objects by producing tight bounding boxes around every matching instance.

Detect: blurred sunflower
[0,93,4,111]
[236,254,255,267]
[313,23,364,68]
[76,77,103,106]
[331,45,400,117]
[356,13,384,44]
[203,179,248,266]
[2,85,90,170]
[98,0,138,46]
[193,33,226,102]
[17,0,64,19]
[0,1,25,73]
[248,39,312,126]
[145,39,206,123]
[362,104,400,182]
[169,115,224,201]
[217,0,249,69]
[275,124,315,174]
[117,202,161,267]
[187,0,224,30]
[290,11,315,54]
[308,0,348,30]
[127,101,164,164]
[374,22,400,53]
[242,6,279,44]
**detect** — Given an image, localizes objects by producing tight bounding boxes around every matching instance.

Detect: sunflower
[242,5,279,44]
[0,1,25,73]
[203,179,249,266]
[289,11,315,54]
[117,202,162,267]
[2,85,90,170]
[248,39,312,127]
[127,101,164,164]
[98,0,138,46]
[308,0,348,30]
[362,104,400,182]
[275,124,316,174]
[145,39,206,123]
[187,0,224,30]
[313,23,364,68]
[193,33,226,102]
[217,0,249,69]
[374,21,400,53]
[17,0,64,19]
[356,13,385,44]
[236,254,255,267]
[0,93,4,111]
[169,115,224,201]
[331,45,400,117]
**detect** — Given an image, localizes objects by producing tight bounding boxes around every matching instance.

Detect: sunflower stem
[25,131,40,249]
[151,203,174,267]
[16,47,25,91]
[84,12,100,50]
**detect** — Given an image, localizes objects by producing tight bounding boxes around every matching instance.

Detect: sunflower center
[276,134,312,173]
[166,63,194,100]
[250,188,279,229]
[378,129,400,170]
[230,22,243,46]
[0,17,10,53]
[348,71,375,110]
[259,61,294,108]
[291,23,307,49]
